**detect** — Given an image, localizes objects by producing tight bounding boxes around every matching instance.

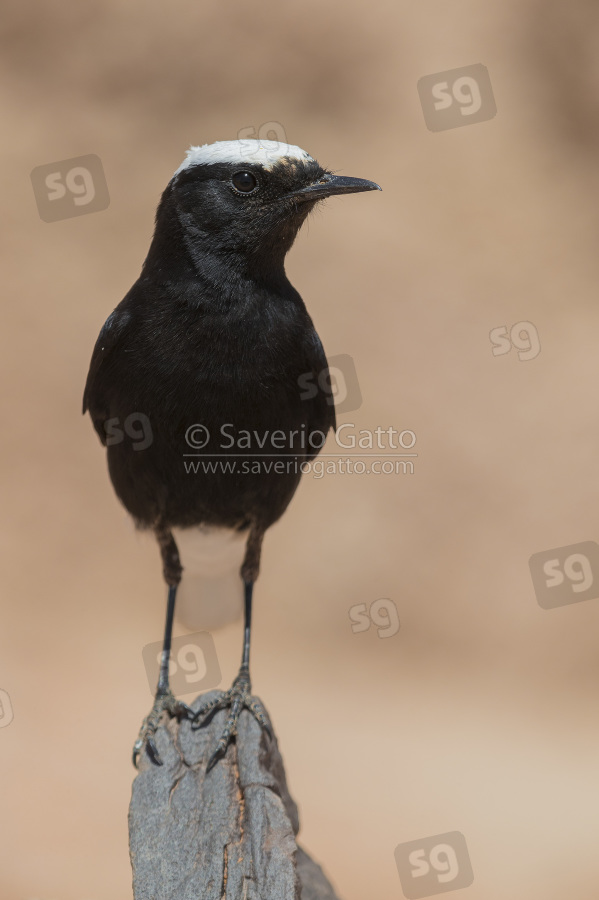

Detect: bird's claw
[132,690,191,768]
[190,672,271,770]
[132,735,162,768]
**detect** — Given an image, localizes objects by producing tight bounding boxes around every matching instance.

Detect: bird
[83,138,381,769]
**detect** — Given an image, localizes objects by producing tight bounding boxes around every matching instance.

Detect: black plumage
[83,141,380,767]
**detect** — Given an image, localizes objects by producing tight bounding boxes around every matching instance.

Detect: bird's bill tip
[290,174,382,202]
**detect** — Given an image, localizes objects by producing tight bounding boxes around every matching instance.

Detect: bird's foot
[132,688,192,768]
[190,669,271,769]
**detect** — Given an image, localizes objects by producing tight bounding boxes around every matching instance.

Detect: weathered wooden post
[129,690,342,900]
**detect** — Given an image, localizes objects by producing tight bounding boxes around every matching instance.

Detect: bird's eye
[231,171,258,193]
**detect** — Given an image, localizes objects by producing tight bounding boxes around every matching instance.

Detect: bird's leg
[133,531,191,768]
[191,579,270,770]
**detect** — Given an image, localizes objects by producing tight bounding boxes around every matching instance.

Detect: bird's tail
[171,526,247,630]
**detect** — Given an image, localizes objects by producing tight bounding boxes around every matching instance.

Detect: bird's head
[147,140,381,284]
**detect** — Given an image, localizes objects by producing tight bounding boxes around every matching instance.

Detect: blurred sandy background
[2,1,599,898]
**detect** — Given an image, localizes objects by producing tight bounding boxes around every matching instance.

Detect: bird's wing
[82,307,132,443]
[301,330,336,460]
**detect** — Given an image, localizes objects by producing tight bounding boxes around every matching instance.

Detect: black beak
[287,174,382,203]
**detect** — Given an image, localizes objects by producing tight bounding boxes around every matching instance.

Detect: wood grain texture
[129,691,342,900]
